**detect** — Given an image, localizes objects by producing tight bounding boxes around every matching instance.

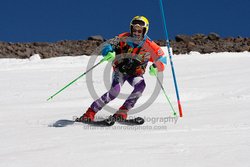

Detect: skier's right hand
[103,51,115,62]
[101,44,115,62]
[102,44,113,55]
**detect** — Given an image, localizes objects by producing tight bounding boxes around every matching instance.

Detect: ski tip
[105,120,115,126]
[135,117,145,125]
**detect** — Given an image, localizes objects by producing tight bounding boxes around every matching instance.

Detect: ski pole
[155,75,177,116]
[159,0,183,117]
[47,57,107,101]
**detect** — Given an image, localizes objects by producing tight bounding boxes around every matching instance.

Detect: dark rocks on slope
[1,33,250,59]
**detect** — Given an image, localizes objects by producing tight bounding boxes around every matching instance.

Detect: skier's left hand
[149,64,158,76]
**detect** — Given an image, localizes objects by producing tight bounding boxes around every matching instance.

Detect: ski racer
[77,16,166,122]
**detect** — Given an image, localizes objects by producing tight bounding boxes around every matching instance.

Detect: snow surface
[0,49,250,167]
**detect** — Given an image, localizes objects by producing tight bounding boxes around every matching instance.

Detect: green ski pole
[155,75,177,116]
[47,57,107,101]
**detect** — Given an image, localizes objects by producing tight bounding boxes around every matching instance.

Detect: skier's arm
[144,39,166,73]
[149,46,166,74]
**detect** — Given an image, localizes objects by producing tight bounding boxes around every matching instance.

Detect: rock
[87,35,104,41]
[154,40,166,46]
[16,50,28,58]
[234,37,244,43]
[187,41,196,48]
[24,48,33,57]
[208,32,220,41]
[192,33,206,40]
[203,47,216,53]
[6,46,13,51]
[190,46,203,53]
[175,35,192,43]
[224,37,234,42]
[187,42,196,52]
[33,42,49,47]
[0,33,250,58]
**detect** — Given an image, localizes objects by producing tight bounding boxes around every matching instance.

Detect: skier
[77,16,166,122]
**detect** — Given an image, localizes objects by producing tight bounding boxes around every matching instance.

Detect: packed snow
[0,49,250,167]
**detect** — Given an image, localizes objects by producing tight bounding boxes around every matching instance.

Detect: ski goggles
[132,29,143,33]
[131,20,146,27]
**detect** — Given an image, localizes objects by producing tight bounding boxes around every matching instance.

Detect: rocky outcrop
[0,39,103,59]
[1,33,250,59]
[155,33,250,54]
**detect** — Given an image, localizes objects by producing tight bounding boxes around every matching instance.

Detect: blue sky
[0,0,249,42]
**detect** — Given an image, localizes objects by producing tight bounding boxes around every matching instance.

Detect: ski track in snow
[0,50,250,167]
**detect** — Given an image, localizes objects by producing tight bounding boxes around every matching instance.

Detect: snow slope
[0,50,250,167]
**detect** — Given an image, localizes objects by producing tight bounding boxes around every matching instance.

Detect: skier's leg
[123,76,146,110]
[90,71,125,112]
[90,82,121,112]
[78,71,125,121]
[114,76,146,119]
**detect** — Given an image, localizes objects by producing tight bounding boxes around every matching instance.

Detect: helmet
[130,16,149,37]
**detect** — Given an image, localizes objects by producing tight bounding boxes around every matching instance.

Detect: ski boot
[113,106,128,121]
[76,108,96,122]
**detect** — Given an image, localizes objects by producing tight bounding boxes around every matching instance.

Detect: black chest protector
[116,58,142,75]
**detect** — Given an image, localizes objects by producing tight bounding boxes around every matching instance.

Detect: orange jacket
[114,32,165,72]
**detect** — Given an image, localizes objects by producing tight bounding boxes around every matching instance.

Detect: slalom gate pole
[159,0,183,117]
[47,58,106,101]
[155,75,177,116]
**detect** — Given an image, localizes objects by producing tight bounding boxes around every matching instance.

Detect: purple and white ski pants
[90,71,146,112]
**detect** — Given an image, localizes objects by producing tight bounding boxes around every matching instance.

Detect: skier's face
[132,25,143,40]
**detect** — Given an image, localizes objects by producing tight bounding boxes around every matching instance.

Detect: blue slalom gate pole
[159,0,183,117]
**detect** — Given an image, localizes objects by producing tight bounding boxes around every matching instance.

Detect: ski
[115,117,145,125]
[75,116,115,127]
[75,116,145,127]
